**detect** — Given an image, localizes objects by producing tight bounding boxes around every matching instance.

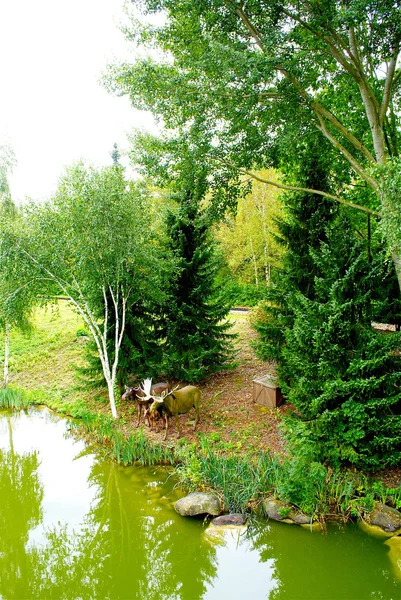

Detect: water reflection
[33,461,218,600]
[0,409,218,599]
[0,416,43,599]
[0,409,400,600]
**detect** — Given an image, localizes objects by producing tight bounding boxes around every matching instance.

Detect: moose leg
[163,415,169,441]
[143,407,150,428]
[175,414,182,439]
[135,404,142,428]
[144,406,152,428]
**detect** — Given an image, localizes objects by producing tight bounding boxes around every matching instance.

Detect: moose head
[122,379,171,428]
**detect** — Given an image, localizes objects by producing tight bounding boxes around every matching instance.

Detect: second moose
[140,378,201,440]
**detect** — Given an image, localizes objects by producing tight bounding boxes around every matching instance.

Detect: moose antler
[162,384,180,399]
[139,378,153,400]
[151,384,180,404]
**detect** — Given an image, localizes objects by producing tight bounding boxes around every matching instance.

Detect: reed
[174,435,400,522]
[176,438,280,513]
[0,387,39,410]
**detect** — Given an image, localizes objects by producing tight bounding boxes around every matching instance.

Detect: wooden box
[253,375,283,408]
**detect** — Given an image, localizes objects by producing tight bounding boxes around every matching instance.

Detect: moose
[121,380,171,428]
[140,378,200,441]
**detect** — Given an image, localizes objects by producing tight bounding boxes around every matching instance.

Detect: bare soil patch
[120,313,289,456]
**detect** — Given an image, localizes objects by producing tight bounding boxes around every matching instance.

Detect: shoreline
[1,390,400,543]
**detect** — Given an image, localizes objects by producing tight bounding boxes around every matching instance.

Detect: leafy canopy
[108,1,400,202]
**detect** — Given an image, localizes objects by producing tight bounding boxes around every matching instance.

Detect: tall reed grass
[68,410,176,467]
[174,436,400,521]
[0,387,39,409]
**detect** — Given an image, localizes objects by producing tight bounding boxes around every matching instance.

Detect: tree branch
[285,9,359,77]
[393,69,401,90]
[18,247,108,367]
[379,45,400,126]
[311,102,376,164]
[237,167,379,216]
[70,271,102,340]
[228,3,376,166]
[315,113,379,191]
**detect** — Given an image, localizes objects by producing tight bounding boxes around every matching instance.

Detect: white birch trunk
[3,322,10,388]
[250,236,259,287]
[106,378,118,419]
[391,249,401,295]
[15,247,128,418]
[259,190,270,285]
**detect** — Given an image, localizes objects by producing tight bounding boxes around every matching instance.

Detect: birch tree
[13,163,150,418]
[214,170,283,287]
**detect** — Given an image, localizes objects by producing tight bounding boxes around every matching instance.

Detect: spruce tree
[253,142,401,469]
[163,177,234,382]
[281,216,401,469]
[253,148,337,362]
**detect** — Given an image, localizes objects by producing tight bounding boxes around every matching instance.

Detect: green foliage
[278,219,401,470]
[273,456,328,517]
[377,157,401,258]
[107,1,400,222]
[7,163,161,416]
[252,142,401,470]
[162,174,236,381]
[217,279,264,307]
[174,435,395,520]
[214,170,284,290]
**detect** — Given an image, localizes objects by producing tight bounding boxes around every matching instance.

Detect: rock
[288,510,311,525]
[263,497,288,521]
[210,513,248,527]
[358,519,395,538]
[207,513,248,536]
[365,503,401,534]
[262,497,312,526]
[300,522,322,532]
[174,492,222,517]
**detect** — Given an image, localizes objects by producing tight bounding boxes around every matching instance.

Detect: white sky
[0,0,156,202]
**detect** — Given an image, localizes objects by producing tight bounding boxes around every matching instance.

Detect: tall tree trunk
[250,236,259,287]
[391,249,401,294]
[259,189,271,284]
[264,260,270,284]
[3,322,9,388]
[107,379,118,419]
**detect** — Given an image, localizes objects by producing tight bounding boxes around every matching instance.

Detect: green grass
[0,301,93,412]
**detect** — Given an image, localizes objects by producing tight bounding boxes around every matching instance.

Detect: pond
[0,408,400,600]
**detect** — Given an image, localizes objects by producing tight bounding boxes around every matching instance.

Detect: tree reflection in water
[30,459,218,599]
[0,416,44,599]
[248,517,401,600]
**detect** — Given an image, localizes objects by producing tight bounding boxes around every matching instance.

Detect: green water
[0,409,400,600]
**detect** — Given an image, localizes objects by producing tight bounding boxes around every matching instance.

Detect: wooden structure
[253,375,283,408]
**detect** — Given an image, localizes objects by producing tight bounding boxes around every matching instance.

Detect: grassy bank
[1,302,400,524]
